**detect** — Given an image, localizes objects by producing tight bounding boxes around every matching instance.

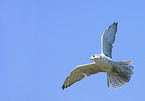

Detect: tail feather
[107,73,111,88]
[110,75,117,88]
[107,63,134,88]
[116,61,133,65]
[118,71,130,82]
[112,76,122,87]
[117,77,126,85]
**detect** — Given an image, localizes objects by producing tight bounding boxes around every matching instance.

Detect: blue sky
[0,0,145,101]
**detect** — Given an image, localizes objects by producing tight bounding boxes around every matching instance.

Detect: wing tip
[62,83,70,90]
[113,22,118,25]
[113,22,118,33]
[62,84,66,90]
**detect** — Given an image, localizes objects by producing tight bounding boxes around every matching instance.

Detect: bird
[62,22,134,89]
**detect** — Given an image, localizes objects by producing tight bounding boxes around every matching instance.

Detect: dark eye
[93,55,95,57]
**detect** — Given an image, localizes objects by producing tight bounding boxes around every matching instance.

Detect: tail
[107,61,134,88]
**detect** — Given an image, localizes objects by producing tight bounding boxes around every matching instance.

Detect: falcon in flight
[62,22,134,89]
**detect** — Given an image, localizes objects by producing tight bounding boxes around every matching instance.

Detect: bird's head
[90,54,102,61]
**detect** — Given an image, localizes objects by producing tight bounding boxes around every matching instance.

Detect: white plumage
[101,23,117,58]
[62,22,134,90]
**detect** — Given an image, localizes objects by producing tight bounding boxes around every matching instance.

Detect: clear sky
[0,0,145,101]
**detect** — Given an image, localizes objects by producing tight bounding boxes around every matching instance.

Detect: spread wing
[62,63,104,89]
[101,22,118,58]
